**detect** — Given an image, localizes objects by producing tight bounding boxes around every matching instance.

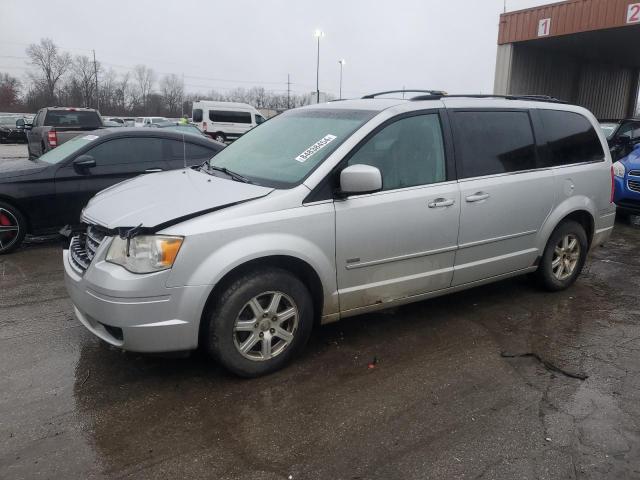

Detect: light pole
[314,29,324,103]
[338,59,346,100]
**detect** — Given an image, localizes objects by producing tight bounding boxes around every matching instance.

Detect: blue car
[613,144,640,214]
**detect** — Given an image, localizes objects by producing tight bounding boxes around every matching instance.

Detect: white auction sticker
[295,134,337,163]
[81,135,99,141]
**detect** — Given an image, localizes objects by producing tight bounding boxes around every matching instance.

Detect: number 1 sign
[538,18,551,37]
[628,3,640,24]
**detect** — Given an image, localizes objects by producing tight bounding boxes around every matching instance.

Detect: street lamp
[314,29,325,103]
[338,59,346,100]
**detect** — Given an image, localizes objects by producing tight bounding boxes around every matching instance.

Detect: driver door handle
[465,192,490,203]
[144,168,163,173]
[428,198,455,208]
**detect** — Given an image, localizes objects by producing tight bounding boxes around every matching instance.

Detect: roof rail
[362,89,447,99]
[410,93,568,104]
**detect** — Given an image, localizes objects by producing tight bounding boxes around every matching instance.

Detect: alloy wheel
[233,291,299,361]
[552,233,581,281]
[0,208,19,252]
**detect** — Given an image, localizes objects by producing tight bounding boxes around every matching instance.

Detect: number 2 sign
[628,3,640,24]
[538,18,551,37]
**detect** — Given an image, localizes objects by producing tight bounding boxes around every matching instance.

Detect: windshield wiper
[202,164,251,183]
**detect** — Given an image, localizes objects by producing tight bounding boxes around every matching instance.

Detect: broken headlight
[106,235,183,274]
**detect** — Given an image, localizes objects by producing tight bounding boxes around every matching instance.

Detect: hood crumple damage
[82,168,274,230]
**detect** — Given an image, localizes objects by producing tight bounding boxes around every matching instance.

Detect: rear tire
[536,220,588,291]
[204,268,313,377]
[0,201,27,255]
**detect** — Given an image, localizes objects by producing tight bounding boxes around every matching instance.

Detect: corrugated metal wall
[576,64,636,118]
[494,44,639,119]
[499,0,638,44]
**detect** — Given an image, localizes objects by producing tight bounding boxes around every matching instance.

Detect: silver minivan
[64,94,616,377]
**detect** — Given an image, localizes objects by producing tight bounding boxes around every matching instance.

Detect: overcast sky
[0,0,553,98]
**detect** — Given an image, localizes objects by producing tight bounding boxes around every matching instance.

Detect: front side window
[86,137,163,166]
[209,110,252,124]
[539,110,604,166]
[255,114,266,124]
[209,108,376,188]
[452,110,536,178]
[346,114,446,191]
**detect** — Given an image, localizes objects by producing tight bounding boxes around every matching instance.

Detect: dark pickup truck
[26,107,103,158]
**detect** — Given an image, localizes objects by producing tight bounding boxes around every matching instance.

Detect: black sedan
[0,116,27,143]
[0,128,224,253]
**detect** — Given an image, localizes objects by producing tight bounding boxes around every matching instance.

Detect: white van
[192,101,266,143]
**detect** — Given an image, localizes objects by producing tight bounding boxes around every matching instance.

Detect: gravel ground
[0,143,28,160]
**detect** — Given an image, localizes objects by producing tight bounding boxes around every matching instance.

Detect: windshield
[599,122,618,139]
[38,134,99,164]
[208,108,376,187]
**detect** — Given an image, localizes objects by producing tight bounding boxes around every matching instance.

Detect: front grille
[628,179,640,193]
[629,170,640,177]
[69,224,108,274]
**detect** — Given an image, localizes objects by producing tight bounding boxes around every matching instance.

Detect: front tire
[213,132,226,143]
[536,220,588,291]
[204,268,314,377]
[0,201,27,255]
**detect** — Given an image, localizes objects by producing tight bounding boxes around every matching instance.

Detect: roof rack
[409,93,568,104]
[362,89,447,99]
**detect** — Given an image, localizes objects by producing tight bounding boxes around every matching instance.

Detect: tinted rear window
[209,110,252,124]
[539,110,604,166]
[192,108,203,123]
[44,110,102,128]
[452,110,537,178]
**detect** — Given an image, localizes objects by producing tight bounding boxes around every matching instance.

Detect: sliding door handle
[465,192,490,203]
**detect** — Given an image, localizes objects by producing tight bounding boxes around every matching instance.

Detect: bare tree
[133,64,155,111]
[72,55,100,107]
[160,74,184,116]
[0,73,22,111]
[114,72,131,112]
[26,38,72,103]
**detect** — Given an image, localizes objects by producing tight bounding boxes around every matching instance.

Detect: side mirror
[73,155,96,171]
[339,164,382,196]
[15,119,25,128]
[24,122,32,130]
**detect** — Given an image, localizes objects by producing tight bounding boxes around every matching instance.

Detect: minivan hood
[82,168,274,230]
[0,158,48,180]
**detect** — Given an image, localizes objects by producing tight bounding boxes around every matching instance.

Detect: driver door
[54,137,165,225]
[334,111,460,313]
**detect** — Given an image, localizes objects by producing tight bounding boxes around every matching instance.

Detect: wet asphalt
[1,162,640,478]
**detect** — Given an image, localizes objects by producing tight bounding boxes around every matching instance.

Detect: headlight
[106,235,183,273]
[613,161,625,178]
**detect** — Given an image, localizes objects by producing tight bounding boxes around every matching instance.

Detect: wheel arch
[198,254,325,346]
[540,201,596,254]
